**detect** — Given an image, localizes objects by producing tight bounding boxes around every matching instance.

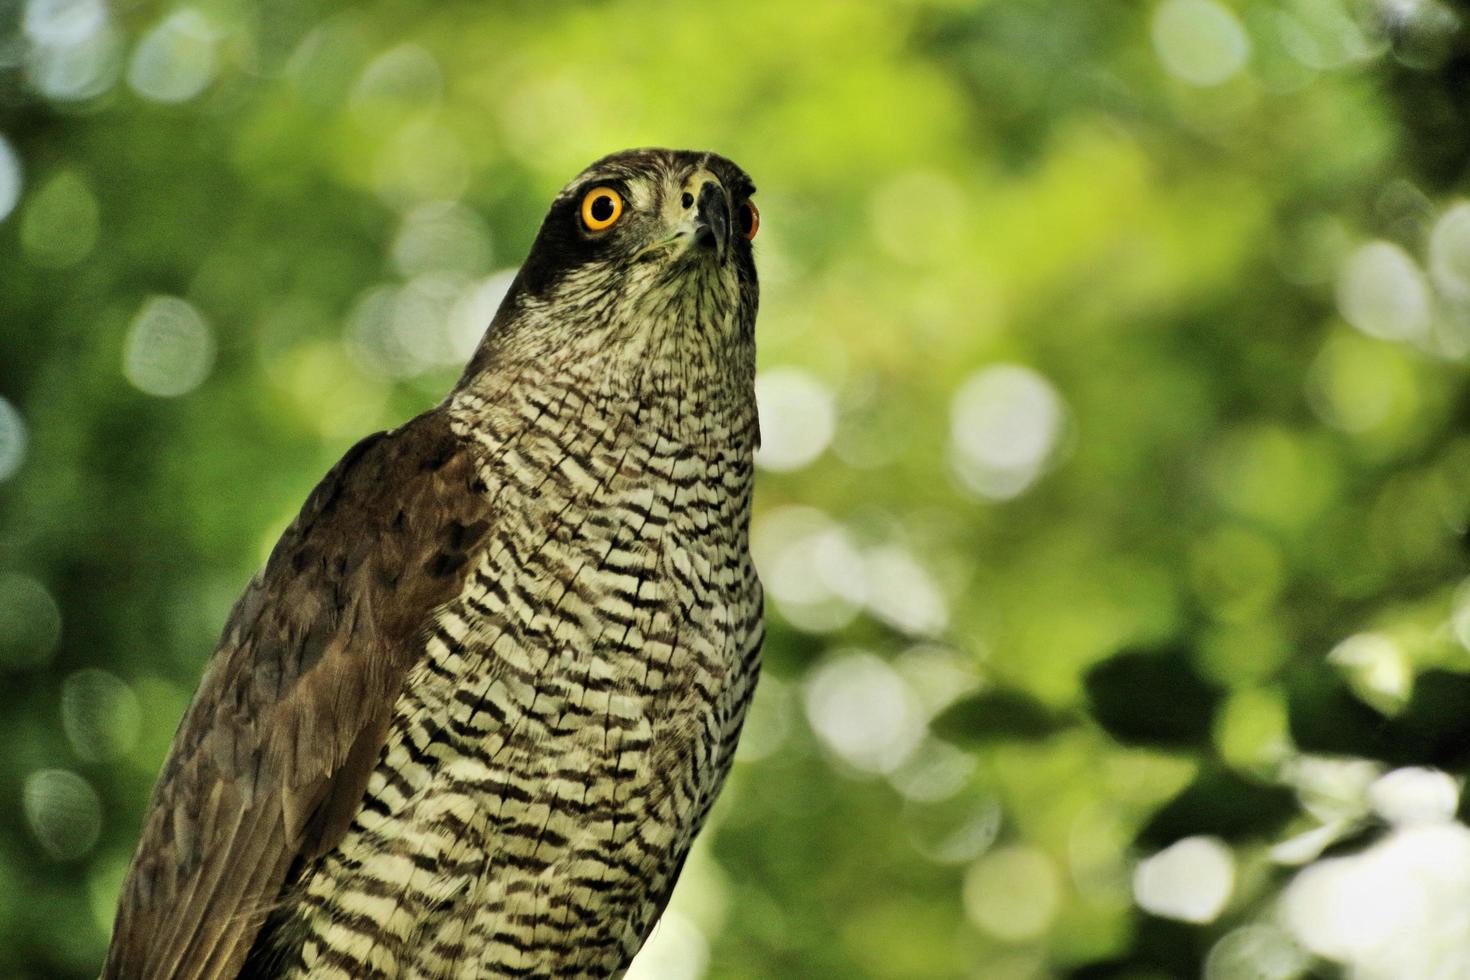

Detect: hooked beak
[633,178,733,265]
[691,180,731,261]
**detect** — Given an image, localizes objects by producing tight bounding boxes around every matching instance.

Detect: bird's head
[463,148,760,390]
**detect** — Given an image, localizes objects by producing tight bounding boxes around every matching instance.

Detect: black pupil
[590,194,615,222]
[738,203,754,234]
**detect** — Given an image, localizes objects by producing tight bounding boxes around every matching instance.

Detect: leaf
[1285,667,1395,759]
[1397,669,1470,769]
[1136,765,1297,849]
[930,688,1073,744]
[1084,647,1224,749]
[1287,667,1470,768]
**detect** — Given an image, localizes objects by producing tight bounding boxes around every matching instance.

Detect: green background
[4,0,1470,976]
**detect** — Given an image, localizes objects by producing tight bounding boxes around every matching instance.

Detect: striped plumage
[105,148,763,979]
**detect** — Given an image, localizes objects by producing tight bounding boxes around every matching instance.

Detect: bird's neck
[452,294,758,458]
[451,353,755,454]
[444,355,757,564]
[446,311,760,506]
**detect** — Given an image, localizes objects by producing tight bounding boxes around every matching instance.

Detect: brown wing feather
[103,408,492,980]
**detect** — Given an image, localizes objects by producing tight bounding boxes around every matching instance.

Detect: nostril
[681,191,694,208]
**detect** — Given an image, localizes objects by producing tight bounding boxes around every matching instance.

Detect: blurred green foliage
[6,0,1470,976]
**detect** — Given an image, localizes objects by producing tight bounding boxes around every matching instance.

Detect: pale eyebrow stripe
[626,176,656,213]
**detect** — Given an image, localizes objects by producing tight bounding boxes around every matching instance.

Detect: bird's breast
[279,382,764,978]
[420,388,761,758]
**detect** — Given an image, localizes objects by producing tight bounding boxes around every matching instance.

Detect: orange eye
[580,187,623,231]
[739,200,760,240]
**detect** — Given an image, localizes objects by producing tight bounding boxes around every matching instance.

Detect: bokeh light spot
[347,283,422,380]
[392,201,493,279]
[1328,632,1410,714]
[1152,0,1251,86]
[282,19,374,107]
[863,544,949,638]
[751,506,865,633]
[447,269,516,362]
[24,0,105,44]
[1284,755,1382,825]
[0,573,62,669]
[1271,821,1353,869]
[0,134,22,223]
[123,295,216,397]
[907,792,1002,865]
[62,668,142,763]
[350,43,443,121]
[1204,924,1309,980]
[1271,0,1380,69]
[23,768,102,861]
[754,367,837,473]
[895,644,982,717]
[1429,201,1470,299]
[1368,767,1459,826]
[964,845,1062,941]
[1306,331,1417,437]
[127,9,218,104]
[804,651,924,775]
[1133,835,1235,923]
[950,364,1068,501]
[0,395,28,482]
[1283,823,1470,976]
[23,0,123,101]
[346,276,468,379]
[1381,0,1461,70]
[1336,241,1430,342]
[887,737,976,802]
[20,169,99,267]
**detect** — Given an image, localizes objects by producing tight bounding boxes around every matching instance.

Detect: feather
[103,411,492,979]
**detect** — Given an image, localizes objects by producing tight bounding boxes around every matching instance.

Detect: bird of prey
[103,148,764,980]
